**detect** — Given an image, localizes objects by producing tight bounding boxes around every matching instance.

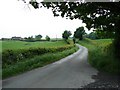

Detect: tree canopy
[86,32,98,40]
[62,30,72,40]
[35,34,42,41]
[45,35,50,41]
[23,1,120,33]
[74,27,85,40]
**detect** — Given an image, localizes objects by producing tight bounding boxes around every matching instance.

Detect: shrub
[2,45,74,67]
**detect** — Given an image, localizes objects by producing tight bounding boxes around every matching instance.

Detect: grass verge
[78,38,120,75]
[3,46,78,79]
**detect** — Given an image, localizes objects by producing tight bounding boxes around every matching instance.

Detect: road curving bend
[3,44,98,88]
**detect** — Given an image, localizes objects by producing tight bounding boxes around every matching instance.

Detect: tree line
[23,35,50,42]
[62,26,113,44]
[62,27,86,43]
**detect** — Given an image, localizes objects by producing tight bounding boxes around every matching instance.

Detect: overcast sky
[0,0,92,39]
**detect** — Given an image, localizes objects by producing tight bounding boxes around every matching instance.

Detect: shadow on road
[83,72,120,88]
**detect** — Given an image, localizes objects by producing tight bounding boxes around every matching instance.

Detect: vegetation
[0,41,2,53]
[2,40,79,78]
[3,1,120,79]
[78,38,120,74]
[3,46,78,79]
[95,28,115,39]
[25,36,34,42]
[62,30,72,40]
[74,27,85,40]
[62,30,72,44]
[86,29,115,40]
[2,44,74,67]
[27,1,120,59]
[35,34,42,41]
[2,40,74,66]
[2,41,70,51]
[86,32,98,40]
[45,35,50,41]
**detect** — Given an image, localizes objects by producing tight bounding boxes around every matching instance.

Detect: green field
[2,40,71,51]
[79,38,120,74]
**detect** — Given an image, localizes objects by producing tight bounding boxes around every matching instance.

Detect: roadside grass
[78,38,120,74]
[2,40,72,51]
[3,46,78,79]
[0,41,2,78]
[0,41,2,53]
[0,65,1,79]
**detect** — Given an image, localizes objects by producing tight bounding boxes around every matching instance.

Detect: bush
[2,45,74,67]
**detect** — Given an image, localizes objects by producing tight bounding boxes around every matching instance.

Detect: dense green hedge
[2,45,74,67]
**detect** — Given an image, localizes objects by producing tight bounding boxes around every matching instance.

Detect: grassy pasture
[2,40,71,51]
[79,38,120,74]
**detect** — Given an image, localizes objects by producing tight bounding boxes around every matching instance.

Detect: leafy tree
[22,1,120,59]
[74,27,85,40]
[24,37,28,40]
[35,34,42,41]
[26,36,34,42]
[73,37,76,44]
[45,35,50,41]
[62,30,72,40]
[95,28,115,39]
[88,32,100,39]
[62,30,72,44]
[87,32,98,40]
[87,29,115,40]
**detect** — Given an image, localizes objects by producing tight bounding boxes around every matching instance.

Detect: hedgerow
[2,45,74,67]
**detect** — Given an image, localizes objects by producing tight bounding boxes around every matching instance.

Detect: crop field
[2,40,72,51]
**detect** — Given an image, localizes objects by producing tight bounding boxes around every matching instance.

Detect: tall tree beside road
[35,34,42,41]
[62,30,72,40]
[74,27,85,40]
[45,35,50,41]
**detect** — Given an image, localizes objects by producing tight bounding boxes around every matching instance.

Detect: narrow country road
[3,44,98,88]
